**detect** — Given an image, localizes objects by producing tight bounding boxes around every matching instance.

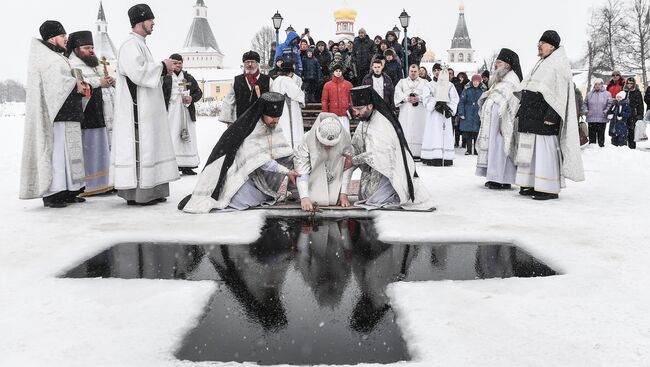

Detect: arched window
[467,53,472,62]
[196,10,199,16]
[450,53,455,62]
[459,53,464,62]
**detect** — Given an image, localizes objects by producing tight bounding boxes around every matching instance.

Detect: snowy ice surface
[1,116,649,367]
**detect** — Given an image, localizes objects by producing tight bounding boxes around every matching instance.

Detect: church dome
[334,7,357,20]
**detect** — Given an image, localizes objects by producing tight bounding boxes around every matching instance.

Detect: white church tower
[179,0,225,69]
[93,1,117,63]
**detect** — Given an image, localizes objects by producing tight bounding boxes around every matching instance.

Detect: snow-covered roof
[185,67,240,82]
[182,18,224,56]
[93,32,117,61]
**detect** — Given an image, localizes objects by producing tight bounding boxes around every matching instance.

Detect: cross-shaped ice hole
[62,217,557,365]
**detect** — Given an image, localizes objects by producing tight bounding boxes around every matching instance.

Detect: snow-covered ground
[1,116,649,367]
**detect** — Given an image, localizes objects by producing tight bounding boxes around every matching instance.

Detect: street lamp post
[399,9,411,76]
[392,25,401,41]
[285,24,295,36]
[272,11,283,49]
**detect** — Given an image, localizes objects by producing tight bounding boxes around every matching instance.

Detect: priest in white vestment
[270,60,305,149]
[394,65,428,158]
[67,31,114,196]
[348,85,433,211]
[179,92,300,214]
[163,53,203,175]
[294,113,354,211]
[475,48,523,190]
[111,4,179,206]
[421,63,459,166]
[20,21,87,208]
[514,31,584,200]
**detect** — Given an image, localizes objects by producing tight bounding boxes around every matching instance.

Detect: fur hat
[128,4,155,27]
[280,60,295,73]
[539,30,561,49]
[242,50,260,63]
[39,20,66,40]
[261,92,285,117]
[592,77,604,85]
[316,117,344,146]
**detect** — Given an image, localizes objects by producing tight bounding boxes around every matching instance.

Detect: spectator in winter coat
[608,90,631,146]
[408,37,427,66]
[275,31,302,76]
[301,50,322,103]
[450,71,468,147]
[314,41,332,79]
[582,78,612,147]
[624,77,643,149]
[385,31,404,62]
[352,28,377,86]
[481,70,490,91]
[268,42,276,68]
[458,75,483,155]
[362,59,394,106]
[373,35,383,46]
[268,56,284,80]
[606,71,625,98]
[321,64,353,131]
[383,48,403,88]
[419,67,432,82]
[374,40,390,64]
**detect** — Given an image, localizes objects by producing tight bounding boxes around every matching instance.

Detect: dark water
[63,218,556,365]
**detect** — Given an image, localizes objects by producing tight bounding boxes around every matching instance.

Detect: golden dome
[334,7,357,20]
[459,1,465,12]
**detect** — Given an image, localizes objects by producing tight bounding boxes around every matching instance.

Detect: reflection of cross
[99,57,110,77]
[62,218,557,365]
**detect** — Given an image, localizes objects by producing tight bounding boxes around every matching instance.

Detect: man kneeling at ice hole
[293,112,354,211]
[179,92,299,213]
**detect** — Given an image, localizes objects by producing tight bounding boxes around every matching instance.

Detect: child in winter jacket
[608,91,631,146]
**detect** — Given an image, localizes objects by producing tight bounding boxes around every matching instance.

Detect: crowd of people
[26,2,629,212]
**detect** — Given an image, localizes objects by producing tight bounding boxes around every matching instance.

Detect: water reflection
[63,218,556,365]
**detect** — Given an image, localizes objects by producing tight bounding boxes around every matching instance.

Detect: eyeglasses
[612,74,620,77]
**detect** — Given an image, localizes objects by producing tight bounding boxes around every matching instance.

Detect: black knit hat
[481,70,490,78]
[67,31,93,49]
[39,20,66,40]
[350,85,374,107]
[261,92,285,118]
[128,4,155,27]
[496,48,523,81]
[242,50,260,63]
[169,53,183,61]
[539,30,561,49]
[432,63,442,71]
[331,63,344,72]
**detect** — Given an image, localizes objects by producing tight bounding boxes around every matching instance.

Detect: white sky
[0,0,598,82]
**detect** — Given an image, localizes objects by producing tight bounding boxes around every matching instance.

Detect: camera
[304,28,310,34]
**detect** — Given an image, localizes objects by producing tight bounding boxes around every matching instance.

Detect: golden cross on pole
[99,57,110,77]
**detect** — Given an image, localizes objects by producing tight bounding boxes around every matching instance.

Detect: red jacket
[607,79,625,99]
[322,76,352,117]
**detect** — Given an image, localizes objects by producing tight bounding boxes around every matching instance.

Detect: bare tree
[623,0,650,87]
[251,26,276,72]
[0,80,26,103]
[587,0,629,73]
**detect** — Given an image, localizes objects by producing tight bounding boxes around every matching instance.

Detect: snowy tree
[0,80,26,103]
[251,26,275,72]
[587,0,629,73]
[622,0,650,87]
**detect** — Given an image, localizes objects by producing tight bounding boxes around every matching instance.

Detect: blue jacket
[301,55,322,81]
[458,86,483,132]
[275,32,302,75]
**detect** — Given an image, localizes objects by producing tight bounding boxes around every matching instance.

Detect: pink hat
[471,74,482,83]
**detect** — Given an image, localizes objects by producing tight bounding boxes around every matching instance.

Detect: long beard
[245,67,259,74]
[79,53,99,67]
[489,66,509,88]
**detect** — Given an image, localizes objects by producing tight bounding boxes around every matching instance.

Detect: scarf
[245,69,260,87]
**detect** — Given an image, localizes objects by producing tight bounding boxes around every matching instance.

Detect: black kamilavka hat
[39,20,66,40]
[350,85,374,107]
[261,92,285,118]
